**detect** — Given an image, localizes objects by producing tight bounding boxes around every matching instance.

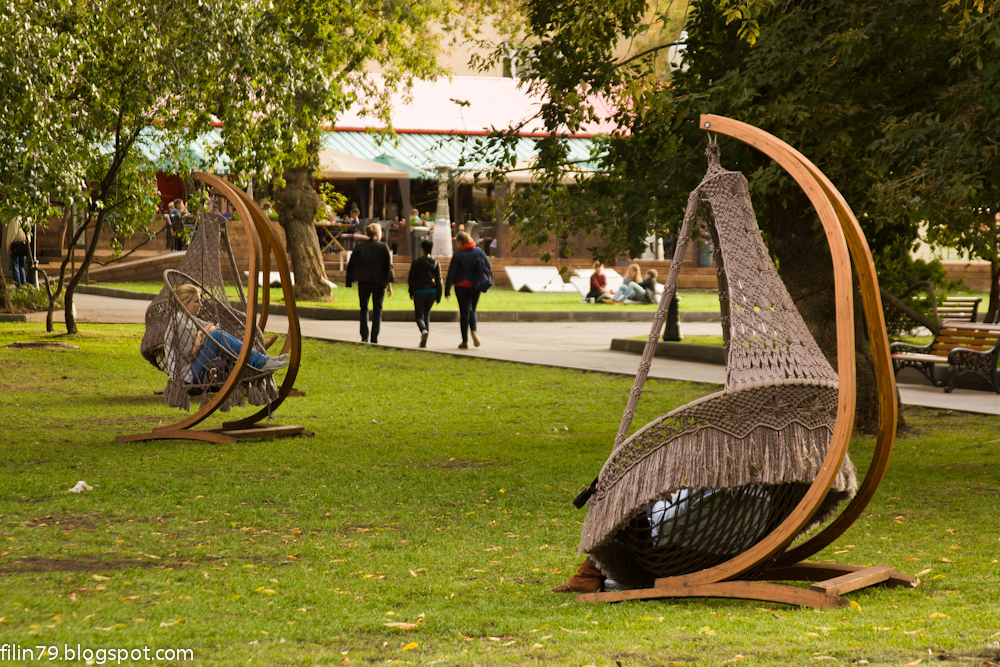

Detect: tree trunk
[988,258,999,323]
[765,194,895,435]
[64,208,107,335]
[0,263,11,312]
[273,165,332,301]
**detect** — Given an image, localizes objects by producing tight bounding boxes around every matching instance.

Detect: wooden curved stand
[118,174,307,444]
[581,115,916,608]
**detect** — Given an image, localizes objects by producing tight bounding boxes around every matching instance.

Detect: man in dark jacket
[346,223,395,344]
[408,239,442,348]
[445,231,492,349]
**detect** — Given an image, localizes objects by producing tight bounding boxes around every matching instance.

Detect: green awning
[322,131,598,180]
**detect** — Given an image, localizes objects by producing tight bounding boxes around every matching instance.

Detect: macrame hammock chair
[576,116,917,608]
[120,173,306,444]
[140,213,278,413]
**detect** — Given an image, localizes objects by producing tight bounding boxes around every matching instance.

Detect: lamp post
[431,166,453,258]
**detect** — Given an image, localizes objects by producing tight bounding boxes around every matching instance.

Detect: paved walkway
[23,293,1000,415]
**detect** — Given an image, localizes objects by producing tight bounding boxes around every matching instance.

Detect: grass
[92,282,724,312]
[630,334,725,346]
[1,323,999,666]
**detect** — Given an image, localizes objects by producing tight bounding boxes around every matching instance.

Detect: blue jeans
[613,282,645,302]
[191,329,267,383]
[454,286,480,343]
[11,255,26,285]
[358,281,386,343]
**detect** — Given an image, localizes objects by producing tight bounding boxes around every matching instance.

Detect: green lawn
[92,282,724,312]
[1,323,999,666]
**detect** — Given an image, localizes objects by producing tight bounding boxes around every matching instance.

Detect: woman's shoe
[458,342,469,349]
[552,560,605,593]
[420,331,428,348]
[471,331,481,347]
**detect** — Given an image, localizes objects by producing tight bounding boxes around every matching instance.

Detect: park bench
[937,296,982,323]
[890,321,1000,393]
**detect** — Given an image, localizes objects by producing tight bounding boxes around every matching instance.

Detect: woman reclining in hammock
[165,284,288,384]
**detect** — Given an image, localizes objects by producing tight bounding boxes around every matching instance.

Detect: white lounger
[504,266,577,293]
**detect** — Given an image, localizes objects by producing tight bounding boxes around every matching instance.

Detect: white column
[431,166,453,258]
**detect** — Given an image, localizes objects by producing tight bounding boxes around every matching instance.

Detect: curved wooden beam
[221,184,302,430]
[652,115,858,587]
[152,174,262,432]
[579,581,849,609]
[774,151,898,565]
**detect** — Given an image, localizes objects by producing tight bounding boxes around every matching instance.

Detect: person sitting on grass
[614,267,659,304]
[166,284,288,384]
[585,261,616,304]
[612,263,642,303]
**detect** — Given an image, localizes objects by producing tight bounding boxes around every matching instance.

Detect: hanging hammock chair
[576,115,916,608]
[140,210,279,412]
[121,173,306,444]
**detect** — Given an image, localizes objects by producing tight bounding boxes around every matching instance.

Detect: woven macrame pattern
[140,211,278,412]
[579,145,856,589]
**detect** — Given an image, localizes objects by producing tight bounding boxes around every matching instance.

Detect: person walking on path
[5,216,30,287]
[346,222,394,344]
[445,231,491,349]
[408,239,442,348]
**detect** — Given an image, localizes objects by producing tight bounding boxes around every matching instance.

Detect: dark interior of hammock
[619,483,810,579]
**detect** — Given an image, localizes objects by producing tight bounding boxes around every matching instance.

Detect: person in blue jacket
[445,231,491,349]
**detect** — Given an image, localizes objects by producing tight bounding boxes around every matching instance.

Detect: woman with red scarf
[445,231,491,349]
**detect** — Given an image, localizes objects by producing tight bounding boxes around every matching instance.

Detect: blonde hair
[365,222,381,239]
[627,263,640,280]
[592,260,603,270]
[456,231,473,245]
[175,284,201,305]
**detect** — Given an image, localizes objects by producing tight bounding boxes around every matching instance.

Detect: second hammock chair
[581,142,856,589]
[577,115,916,608]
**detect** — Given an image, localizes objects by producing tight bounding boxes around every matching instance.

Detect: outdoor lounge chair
[574,115,914,608]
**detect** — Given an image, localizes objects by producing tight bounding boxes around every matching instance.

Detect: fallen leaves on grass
[385,621,421,630]
[401,642,418,650]
[929,612,950,619]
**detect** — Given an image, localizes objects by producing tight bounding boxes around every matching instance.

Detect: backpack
[468,249,494,293]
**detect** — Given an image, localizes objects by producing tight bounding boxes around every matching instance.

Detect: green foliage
[5,284,65,313]
[874,250,960,337]
[317,183,348,221]
[484,0,997,317]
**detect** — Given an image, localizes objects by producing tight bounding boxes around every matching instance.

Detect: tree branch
[610,40,686,72]
[880,286,940,334]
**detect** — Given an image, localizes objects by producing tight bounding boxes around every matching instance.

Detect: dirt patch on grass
[0,555,153,573]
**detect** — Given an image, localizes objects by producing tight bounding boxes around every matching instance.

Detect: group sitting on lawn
[586,262,659,305]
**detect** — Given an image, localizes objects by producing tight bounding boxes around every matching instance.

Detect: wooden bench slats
[891,321,1000,393]
[892,353,946,364]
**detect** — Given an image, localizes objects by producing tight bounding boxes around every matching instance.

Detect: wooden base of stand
[578,562,917,608]
[116,424,309,444]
